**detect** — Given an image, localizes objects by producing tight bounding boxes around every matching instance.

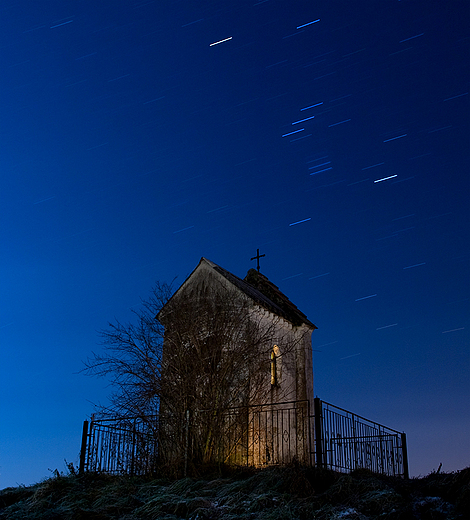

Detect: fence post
[184,409,190,478]
[307,400,313,467]
[246,405,250,467]
[401,432,409,479]
[79,420,89,474]
[313,398,323,468]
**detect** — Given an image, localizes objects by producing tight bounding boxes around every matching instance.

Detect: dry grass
[1,466,468,519]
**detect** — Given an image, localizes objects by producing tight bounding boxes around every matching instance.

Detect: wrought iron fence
[81,416,159,475]
[80,401,312,475]
[208,400,312,467]
[313,399,408,478]
[79,398,408,478]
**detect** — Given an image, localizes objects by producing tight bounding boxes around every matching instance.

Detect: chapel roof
[202,258,317,329]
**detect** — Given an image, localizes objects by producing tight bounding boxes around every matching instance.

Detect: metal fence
[80,415,159,475]
[313,399,408,478]
[80,401,312,475]
[210,400,312,467]
[79,398,408,478]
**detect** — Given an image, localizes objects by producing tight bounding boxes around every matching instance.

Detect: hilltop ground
[1,465,468,519]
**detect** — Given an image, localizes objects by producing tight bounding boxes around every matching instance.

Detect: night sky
[1,0,469,488]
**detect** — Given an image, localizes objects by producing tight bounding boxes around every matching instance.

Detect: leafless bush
[83,278,299,470]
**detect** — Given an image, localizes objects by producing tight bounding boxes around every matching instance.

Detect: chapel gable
[158,258,317,409]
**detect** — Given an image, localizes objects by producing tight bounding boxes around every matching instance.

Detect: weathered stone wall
[160,258,316,466]
[249,306,314,407]
[247,306,314,465]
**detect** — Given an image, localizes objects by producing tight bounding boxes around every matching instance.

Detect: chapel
[81,257,408,476]
[158,257,317,465]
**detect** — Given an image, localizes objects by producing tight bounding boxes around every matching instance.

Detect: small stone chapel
[81,256,408,476]
[160,257,317,465]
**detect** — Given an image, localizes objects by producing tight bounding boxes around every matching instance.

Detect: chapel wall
[249,306,314,407]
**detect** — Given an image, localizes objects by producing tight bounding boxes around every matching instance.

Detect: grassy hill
[1,465,468,519]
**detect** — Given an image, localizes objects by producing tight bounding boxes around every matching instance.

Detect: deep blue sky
[1,0,469,487]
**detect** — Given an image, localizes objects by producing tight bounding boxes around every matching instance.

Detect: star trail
[0,0,468,488]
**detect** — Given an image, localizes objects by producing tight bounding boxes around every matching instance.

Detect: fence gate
[214,400,312,467]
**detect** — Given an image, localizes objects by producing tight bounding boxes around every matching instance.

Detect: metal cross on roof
[251,248,265,272]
